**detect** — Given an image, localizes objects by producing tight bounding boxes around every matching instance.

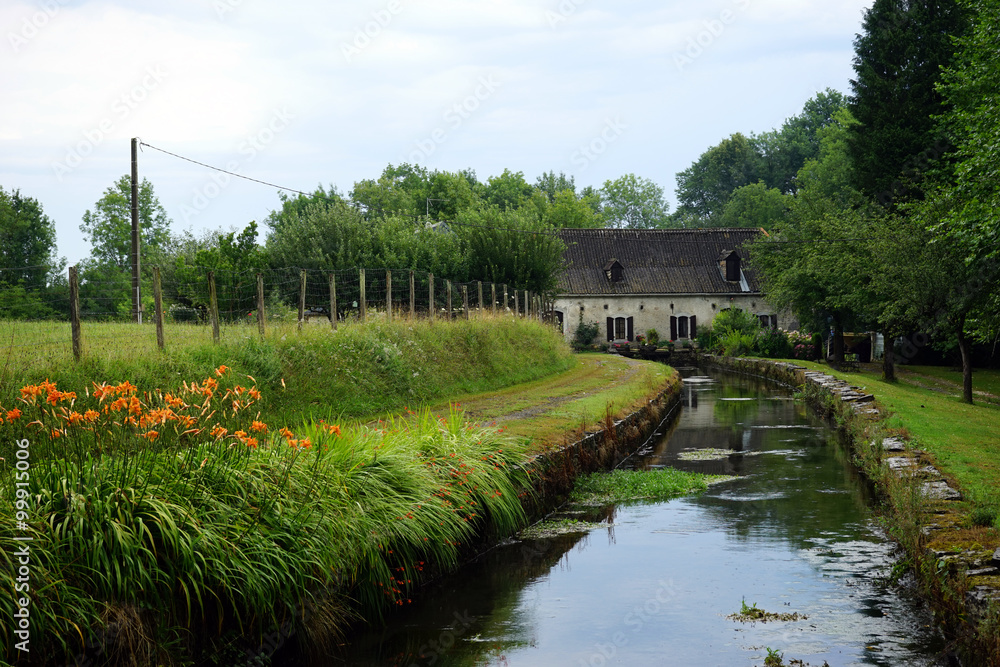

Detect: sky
[1,0,874,267]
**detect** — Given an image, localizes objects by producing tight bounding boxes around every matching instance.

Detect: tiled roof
[557,228,763,295]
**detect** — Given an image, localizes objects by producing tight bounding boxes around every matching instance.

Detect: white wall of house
[553,294,793,343]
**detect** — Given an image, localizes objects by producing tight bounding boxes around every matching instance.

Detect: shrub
[712,307,760,338]
[754,328,793,359]
[645,328,660,347]
[572,320,601,350]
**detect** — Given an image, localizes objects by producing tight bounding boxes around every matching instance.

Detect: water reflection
[318,368,945,667]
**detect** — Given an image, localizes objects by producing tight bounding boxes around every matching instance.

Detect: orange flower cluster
[1,366,349,457]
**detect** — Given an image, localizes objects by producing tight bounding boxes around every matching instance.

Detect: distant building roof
[557,227,763,295]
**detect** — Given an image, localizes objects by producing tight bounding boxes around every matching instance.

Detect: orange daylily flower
[83,410,99,423]
[210,426,228,439]
[7,408,22,421]
[215,365,229,377]
[142,430,159,441]
[250,421,268,433]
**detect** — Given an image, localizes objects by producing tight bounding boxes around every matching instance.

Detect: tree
[756,89,848,194]
[0,187,61,283]
[600,174,669,229]
[454,206,565,294]
[674,133,762,223]
[935,0,1000,264]
[717,182,791,230]
[847,0,969,205]
[482,169,535,212]
[545,190,603,228]
[534,171,576,202]
[80,175,171,271]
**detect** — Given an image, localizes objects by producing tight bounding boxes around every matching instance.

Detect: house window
[606,316,634,341]
[726,255,741,282]
[759,315,770,328]
[670,315,698,340]
[615,317,627,340]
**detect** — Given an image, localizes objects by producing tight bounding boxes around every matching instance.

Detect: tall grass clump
[0,366,534,664]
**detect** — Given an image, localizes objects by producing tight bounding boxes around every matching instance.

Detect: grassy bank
[792,360,1000,513]
[431,353,675,453]
[0,316,574,425]
[0,316,581,665]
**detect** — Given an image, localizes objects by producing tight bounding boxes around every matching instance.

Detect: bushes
[572,320,601,350]
[702,307,815,360]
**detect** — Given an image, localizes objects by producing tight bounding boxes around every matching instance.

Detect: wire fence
[0,265,553,366]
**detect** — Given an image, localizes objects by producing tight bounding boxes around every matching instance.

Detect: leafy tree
[482,169,534,212]
[600,174,669,229]
[674,133,762,223]
[935,0,1000,263]
[80,175,171,271]
[717,182,791,230]
[534,171,576,202]
[847,0,969,205]
[454,206,565,294]
[0,187,62,287]
[266,199,374,272]
[425,170,481,219]
[545,190,603,228]
[755,89,848,194]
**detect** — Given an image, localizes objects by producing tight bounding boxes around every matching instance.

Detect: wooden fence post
[153,266,165,350]
[69,265,82,361]
[208,271,220,344]
[256,273,266,338]
[514,290,519,317]
[428,273,435,322]
[359,268,367,322]
[329,273,337,331]
[477,281,483,316]
[491,283,496,314]
[386,270,393,322]
[524,290,529,318]
[298,270,307,332]
[409,270,415,320]
[503,284,508,314]
[447,281,453,320]
[462,285,469,320]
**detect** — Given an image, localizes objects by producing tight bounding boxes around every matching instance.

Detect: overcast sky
[1,0,873,266]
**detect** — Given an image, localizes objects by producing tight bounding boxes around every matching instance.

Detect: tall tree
[674,133,762,223]
[716,182,791,230]
[600,174,670,229]
[0,187,62,287]
[534,171,576,202]
[848,0,969,205]
[80,175,171,271]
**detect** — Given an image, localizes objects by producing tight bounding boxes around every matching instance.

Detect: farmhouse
[552,228,790,344]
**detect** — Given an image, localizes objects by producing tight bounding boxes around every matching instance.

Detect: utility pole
[131,138,141,324]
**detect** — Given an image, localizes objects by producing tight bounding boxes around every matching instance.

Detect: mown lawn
[792,360,1000,509]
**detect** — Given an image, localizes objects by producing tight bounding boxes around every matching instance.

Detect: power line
[138,141,313,198]
[134,141,877,245]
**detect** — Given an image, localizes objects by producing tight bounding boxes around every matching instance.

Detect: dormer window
[603,259,624,283]
[719,250,741,282]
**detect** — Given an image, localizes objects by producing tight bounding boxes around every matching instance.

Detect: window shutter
[770,315,778,329]
[627,317,634,342]
[607,317,614,341]
[670,316,677,341]
[691,316,697,338]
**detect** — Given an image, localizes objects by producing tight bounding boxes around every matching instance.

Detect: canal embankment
[702,354,1000,666]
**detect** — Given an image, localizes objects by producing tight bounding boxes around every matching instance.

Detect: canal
[327,367,946,666]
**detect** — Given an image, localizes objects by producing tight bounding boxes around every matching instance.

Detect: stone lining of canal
[328,367,947,667]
